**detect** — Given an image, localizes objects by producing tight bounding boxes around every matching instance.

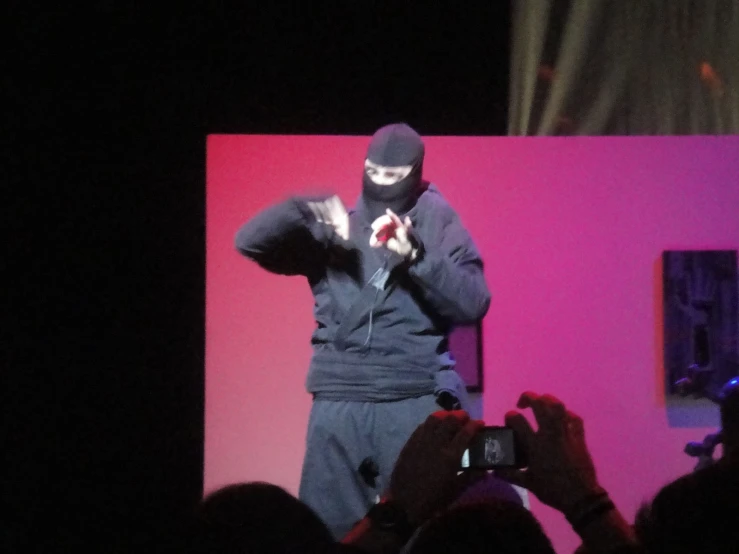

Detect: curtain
[509,0,739,135]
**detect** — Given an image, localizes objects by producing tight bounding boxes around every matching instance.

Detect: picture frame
[662,250,738,401]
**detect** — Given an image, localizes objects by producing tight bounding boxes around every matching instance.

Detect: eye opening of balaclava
[362,123,425,221]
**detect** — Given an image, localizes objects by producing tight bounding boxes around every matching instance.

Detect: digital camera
[460,426,526,470]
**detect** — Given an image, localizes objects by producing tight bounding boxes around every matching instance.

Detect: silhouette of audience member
[451,473,524,508]
[634,459,739,554]
[633,378,739,554]
[187,482,336,554]
[407,500,556,554]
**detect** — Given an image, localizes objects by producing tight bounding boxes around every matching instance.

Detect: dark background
[7,4,510,552]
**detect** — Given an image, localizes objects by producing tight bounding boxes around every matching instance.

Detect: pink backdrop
[205,134,739,553]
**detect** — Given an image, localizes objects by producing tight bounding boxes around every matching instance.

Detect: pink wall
[206,135,739,553]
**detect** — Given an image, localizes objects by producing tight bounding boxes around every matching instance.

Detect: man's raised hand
[369,209,417,260]
[307,195,349,241]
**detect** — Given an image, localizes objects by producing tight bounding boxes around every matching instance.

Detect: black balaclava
[361,123,425,222]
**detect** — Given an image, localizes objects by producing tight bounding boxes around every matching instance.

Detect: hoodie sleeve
[404,216,491,325]
[234,197,332,276]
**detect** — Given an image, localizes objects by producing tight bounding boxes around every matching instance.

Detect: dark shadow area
[6,3,510,553]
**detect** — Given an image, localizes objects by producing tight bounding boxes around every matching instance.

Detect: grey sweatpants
[298,395,440,540]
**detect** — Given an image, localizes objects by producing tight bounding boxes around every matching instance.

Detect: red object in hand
[376,224,394,243]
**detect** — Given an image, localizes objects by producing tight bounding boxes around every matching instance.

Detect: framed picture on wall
[663,250,738,401]
[449,322,483,392]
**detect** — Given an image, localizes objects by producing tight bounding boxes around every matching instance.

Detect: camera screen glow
[461,449,470,468]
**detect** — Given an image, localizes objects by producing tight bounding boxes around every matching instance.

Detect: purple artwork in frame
[449,322,483,392]
[663,250,738,401]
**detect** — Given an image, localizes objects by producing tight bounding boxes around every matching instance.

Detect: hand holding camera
[496,392,603,515]
[387,410,484,527]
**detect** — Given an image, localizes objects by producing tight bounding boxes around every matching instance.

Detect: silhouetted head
[634,460,739,554]
[187,482,335,554]
[408,500,556,554]
[451,474,525,508]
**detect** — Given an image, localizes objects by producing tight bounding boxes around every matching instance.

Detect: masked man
[235,123,491,538]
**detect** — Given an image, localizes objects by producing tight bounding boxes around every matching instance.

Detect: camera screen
[461,427,517,469]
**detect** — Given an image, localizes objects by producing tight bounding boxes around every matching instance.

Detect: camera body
[460,426,526,470]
